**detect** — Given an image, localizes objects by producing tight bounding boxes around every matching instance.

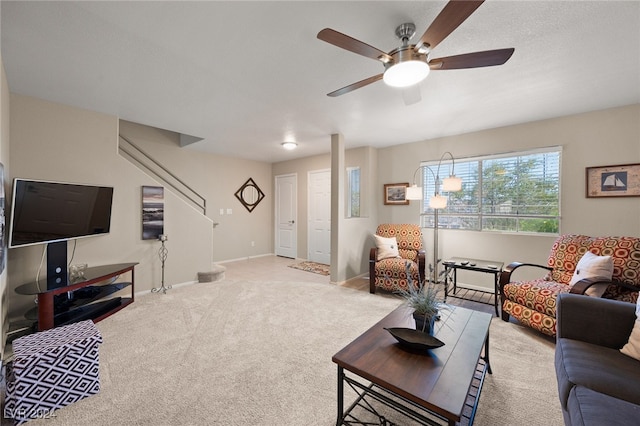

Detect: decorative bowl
[384,327,445,350]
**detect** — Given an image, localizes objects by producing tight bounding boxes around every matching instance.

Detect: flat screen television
[8,178,115,297]
[8,178,114,249]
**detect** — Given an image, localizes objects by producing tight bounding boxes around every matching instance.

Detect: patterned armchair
[500,234,640,337]
[369,224,425,294]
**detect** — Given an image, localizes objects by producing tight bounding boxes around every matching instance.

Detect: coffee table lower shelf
[337,359,488,426]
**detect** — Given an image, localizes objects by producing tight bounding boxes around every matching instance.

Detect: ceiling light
[281,142,297,150]
[383,60,430,88]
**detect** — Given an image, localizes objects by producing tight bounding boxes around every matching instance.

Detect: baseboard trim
[217,253,275,264]
[135,280,198,297]
[335,272,368,287]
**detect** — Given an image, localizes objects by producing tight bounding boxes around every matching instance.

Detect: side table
[442,257,504,316]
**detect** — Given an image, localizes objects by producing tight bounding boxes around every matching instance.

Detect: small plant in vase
[395,263,446,334]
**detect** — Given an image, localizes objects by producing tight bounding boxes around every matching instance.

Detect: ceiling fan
[317,0,514,97]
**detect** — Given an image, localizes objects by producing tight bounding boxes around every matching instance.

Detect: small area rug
[288,260,330,276]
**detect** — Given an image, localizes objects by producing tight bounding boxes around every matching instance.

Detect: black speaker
[47,240,68,290]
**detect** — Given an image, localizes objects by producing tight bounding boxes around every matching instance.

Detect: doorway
[275,174,297,258]
[308,169,331,265]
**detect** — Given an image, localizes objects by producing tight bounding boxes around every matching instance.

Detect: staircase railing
[118,135,206,215]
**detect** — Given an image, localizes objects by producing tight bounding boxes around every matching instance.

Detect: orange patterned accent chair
[500,234,640,337]
[369,224,425,294]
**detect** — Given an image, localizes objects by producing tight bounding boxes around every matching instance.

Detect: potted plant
[395,263,446,334]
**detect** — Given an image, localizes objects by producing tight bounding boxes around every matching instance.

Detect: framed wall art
[142,186,164,239]
[586,163,640,198]
[383,183,409,205]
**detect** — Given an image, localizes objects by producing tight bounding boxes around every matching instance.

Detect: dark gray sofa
[555,293,640,425]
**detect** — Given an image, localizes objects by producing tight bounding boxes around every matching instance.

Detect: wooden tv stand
[16,263,138,331]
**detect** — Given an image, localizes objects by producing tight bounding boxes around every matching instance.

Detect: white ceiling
[2,1,639,163]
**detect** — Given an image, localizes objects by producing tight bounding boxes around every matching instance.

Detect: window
[419,148,561,234]
[347,166,360,218]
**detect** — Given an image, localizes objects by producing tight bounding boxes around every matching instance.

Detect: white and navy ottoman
[4,320,103,425]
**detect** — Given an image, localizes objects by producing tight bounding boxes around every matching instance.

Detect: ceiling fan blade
[327,74,384,97]
[317,28,392,63]
[429,48,515,70]
[402,86,422,106]
[415,0,485,52]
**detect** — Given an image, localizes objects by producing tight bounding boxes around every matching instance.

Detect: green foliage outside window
[420,149,560,234]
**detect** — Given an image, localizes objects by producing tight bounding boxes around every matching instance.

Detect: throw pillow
[375,235,400,261]
[621,295,640,361]
[569,251,614,297]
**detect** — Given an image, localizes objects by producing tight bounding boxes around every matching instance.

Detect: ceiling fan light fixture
[383,60,430,88]
[281,142,298,150]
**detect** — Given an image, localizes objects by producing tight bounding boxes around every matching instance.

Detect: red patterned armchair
[369,224,425,294]
[500,234,640,336]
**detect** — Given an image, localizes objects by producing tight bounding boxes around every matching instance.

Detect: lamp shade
[429,194,448,209]
[442,175,462,192]
[405,185,423,200]
[383,60,430,88]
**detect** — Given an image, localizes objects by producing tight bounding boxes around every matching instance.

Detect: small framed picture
[142,186,165,240]
[586,163,640,198]
[384,183,409,205]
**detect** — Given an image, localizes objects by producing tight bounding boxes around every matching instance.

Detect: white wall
[272,143,379,283]
[342,146,378,280]
[377,105,640,289]
[272,152,331,260]
[119,120,273,262]
[7,95,214,322]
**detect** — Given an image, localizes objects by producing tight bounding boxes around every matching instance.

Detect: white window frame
[419,147,562,235]
[346,166,360,218]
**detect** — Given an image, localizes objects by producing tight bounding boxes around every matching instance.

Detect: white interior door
[275,174,297,258]
[308,170,331,265]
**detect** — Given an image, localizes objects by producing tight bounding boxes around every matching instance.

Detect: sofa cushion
[375,224,423,251]
[374,258,420,292]
[546,234,593,284]
[569,251,613,297]
[556,337,640,409]
[503,278,569,318]
[567,386,640,426]
[374,235,400,261]
[587,236,640,287]
[502,298,557,336]
[621,295,640,361]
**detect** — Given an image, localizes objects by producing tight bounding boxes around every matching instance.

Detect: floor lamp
[406,152,462,284]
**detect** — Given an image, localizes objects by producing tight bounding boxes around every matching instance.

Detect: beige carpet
[24,279,563,426]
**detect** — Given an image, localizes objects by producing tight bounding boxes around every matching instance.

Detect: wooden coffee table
[332,304,492,426]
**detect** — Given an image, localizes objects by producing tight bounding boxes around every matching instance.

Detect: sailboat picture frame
[586,163,640,198]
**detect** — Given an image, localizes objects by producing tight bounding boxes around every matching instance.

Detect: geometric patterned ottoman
[4,320,102,425]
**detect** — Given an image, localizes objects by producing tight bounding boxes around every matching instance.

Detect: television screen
[8,179,114,248]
